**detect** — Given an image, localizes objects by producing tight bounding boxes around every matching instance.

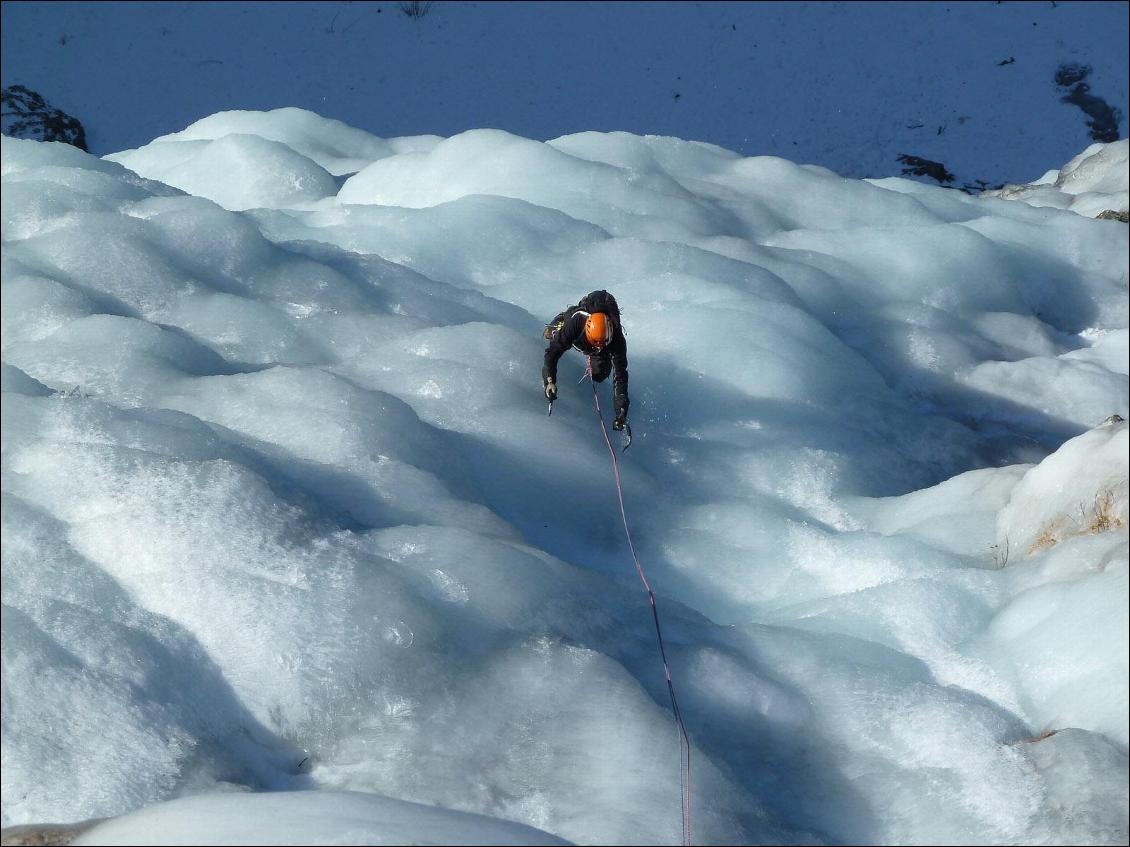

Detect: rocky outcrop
[0,85,88,151]
[0,820,104,847]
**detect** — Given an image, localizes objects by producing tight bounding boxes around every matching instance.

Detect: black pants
[589,354,611,383]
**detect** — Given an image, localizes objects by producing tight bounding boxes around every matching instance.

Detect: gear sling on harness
[586,357,692,846]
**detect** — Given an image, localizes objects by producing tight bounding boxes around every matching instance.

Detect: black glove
[544,378,557,402]
[613,411,627,431]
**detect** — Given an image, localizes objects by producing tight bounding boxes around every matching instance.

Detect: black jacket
[543,309,630,419]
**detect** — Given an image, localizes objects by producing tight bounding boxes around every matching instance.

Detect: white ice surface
[2,111,1127,845]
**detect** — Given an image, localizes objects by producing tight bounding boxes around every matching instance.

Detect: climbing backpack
[577,290,620,323]
[542,290,621,340]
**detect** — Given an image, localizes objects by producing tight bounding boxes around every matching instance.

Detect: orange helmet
[584,312,614,349]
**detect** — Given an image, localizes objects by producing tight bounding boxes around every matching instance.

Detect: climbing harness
[586,358,692,846]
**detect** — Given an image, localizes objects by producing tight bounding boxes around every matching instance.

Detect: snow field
[2,110,1127,844]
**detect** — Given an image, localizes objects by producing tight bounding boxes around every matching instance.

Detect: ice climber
[542,289,630,432]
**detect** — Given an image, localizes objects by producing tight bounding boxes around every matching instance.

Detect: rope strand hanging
[586,357,692,846]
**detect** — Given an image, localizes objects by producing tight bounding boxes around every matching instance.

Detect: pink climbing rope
[586,358,692,847]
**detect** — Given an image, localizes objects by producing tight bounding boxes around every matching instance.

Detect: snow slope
[1,1,1127,189]
[1,110,1127,845]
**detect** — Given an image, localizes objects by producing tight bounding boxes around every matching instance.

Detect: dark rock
[1,85,88,151]
[896,153,955,184]
[0,819,105,847]
[1054,64,1123,143]
[1054,62,1091,87]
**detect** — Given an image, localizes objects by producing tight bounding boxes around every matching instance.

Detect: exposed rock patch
[0,820,104,847]
[896,153,955,184]
[1055,63,1123,143]
[0,85,88,151]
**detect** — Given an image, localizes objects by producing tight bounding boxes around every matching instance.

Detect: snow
[2,2,1127,191]
[1,4,1128,845]
[986,140,1130,216]
[71,790,571,846]
[2,110,1127,845]
[997,417,1128,558]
